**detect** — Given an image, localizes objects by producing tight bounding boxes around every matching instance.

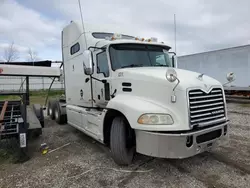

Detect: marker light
[113,33,122,39]
[106,33,123,41]
[138,114,174,125]
[151,37,158,42]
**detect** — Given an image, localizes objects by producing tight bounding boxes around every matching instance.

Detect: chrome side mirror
[226,72,235,82]
[83,50,93,75]
[223,72,235,86]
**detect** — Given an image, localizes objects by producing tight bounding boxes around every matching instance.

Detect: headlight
[166,68,177,82]
[137,114,174,125]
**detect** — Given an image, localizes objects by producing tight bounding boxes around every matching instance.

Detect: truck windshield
[109,44,172,70]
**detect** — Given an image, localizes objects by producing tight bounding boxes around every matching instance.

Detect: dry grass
[240,103,250,108]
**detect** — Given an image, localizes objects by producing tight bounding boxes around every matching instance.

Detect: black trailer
[0,91,44,161]
[0,63,62,161]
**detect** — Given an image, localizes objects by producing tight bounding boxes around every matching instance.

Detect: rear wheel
[54,101,67,125]
[47,99,56,120]
[110,116,136,166]
[32,104,44,128]
[28,128,42,139]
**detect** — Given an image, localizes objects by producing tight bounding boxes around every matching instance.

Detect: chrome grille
[188,88,225,126]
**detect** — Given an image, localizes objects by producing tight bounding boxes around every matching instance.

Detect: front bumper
[135,122,228,159]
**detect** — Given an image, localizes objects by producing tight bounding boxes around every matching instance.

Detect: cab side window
[70,43,80,55]
[97,52,109,77]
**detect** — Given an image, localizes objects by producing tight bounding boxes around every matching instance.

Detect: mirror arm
[88,46,106,51]
[169,51,177,68]
[223,79,235,86]
[169,51,176,55]
[91,76,107,83]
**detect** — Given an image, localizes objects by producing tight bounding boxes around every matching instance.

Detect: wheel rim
[55,109,59,120]
[49,108,52,115]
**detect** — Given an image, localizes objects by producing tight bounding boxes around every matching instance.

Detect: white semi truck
[48,21,234,165]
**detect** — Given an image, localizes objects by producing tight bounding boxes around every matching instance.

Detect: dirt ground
[0,102,250,188]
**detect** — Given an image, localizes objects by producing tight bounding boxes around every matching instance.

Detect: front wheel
[110,116,136,166]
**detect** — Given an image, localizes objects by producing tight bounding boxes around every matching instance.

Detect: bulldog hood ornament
[197,73,204,80]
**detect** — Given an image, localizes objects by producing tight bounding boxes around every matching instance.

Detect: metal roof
[179,44,250,58]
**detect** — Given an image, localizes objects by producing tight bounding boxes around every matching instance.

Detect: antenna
[78,0,88,49]
[174,14,177,53]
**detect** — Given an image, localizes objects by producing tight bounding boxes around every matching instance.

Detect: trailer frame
[0,64,62,161]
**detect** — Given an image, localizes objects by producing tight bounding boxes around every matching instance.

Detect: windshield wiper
[121,64,144,68]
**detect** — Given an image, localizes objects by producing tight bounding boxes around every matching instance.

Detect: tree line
[1,42,40,63]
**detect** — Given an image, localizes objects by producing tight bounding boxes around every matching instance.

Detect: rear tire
[110,116,135,166]
[28,128,42,140]
[47,99,56,120]
[54,101,67,125]
[32,104,44,128]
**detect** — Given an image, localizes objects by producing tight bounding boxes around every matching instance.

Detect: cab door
[92,50,111,107]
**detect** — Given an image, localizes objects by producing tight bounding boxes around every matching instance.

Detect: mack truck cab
[56,21,233,165]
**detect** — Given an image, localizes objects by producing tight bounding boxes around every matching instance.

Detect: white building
[178,45,250,88]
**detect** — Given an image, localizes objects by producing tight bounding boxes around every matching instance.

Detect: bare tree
[3,42,20,62]
[27,47,39,63]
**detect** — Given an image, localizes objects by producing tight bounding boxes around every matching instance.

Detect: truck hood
[115,67,222,90]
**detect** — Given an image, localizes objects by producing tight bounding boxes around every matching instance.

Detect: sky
[0,0,249,61]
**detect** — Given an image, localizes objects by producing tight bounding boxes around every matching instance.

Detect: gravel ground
[0,102,250,188]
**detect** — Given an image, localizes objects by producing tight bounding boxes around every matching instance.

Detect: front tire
[110,116,135,166]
